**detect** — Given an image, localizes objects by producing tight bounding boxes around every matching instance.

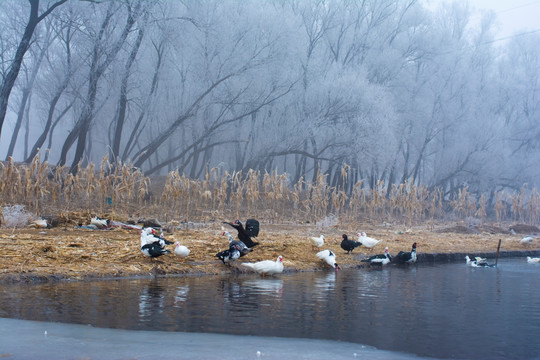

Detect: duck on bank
[2,222,540,283]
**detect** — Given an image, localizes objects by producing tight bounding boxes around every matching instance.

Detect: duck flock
[137,218,540,275]
[137,218,421,275]
[139,218,283,276]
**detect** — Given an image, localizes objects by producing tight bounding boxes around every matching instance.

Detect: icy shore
[0,317,430,360]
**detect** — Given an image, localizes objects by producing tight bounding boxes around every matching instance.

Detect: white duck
[242,255,284,276]
[357,232,381,249]
[465,256,477,266]
[140,231,170,259]
[362,247,392,266]
[465,255,487,265]
[141,227,158,246]
[309,235,325,248]
[91,215,109,229]
[316,249,340,270]
[527,256,540,263]
[140,228,153,245]
[216,248,241,264]
[223,230,251,255]
[465,255,494,267]
[32,218,50,229]
[141,227,172,247]
[520,235,536,246]
[174,242,190,259]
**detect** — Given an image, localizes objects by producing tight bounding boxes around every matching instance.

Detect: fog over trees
[1,0,539,197]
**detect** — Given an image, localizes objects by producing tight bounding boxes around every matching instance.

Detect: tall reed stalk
[1,155,539,227]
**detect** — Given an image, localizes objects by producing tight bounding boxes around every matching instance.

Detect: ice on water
[0,318,429,360]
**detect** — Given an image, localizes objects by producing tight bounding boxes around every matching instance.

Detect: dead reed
[0,155,539,227]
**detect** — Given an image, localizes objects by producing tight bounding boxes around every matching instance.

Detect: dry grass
[0,221,537,283]
[1,156,540,282]
[2,156,540,228]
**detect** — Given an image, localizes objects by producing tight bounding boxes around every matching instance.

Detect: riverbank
[1,222,539,283]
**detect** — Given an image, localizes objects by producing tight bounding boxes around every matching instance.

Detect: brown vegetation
[0,219,537,283]
[1,155,540,226]
[1,155,539,283]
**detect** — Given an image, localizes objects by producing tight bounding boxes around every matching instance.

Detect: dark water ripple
[1,258,539,359]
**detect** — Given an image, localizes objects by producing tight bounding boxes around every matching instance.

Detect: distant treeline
[1,1,539,197]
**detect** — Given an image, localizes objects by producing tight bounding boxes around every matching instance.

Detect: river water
[1,258,539,359]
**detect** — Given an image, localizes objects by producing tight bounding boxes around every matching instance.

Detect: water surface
[1,258,539,359]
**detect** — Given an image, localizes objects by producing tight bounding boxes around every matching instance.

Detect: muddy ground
[1,221,539,283]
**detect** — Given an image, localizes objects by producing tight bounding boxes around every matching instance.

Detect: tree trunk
[5,87,30,159]
[43,101,73,162]
[310,137,319,183]
[196,146,213,178]
[23,93,32,159]
[189,144,200,178]
[63,3,140,174]
[131,73,239,169]
[0,0,67,139]
[122,40,165,160]
[6,26,49,160]
[26,84,68,162]
[111,16,146,161]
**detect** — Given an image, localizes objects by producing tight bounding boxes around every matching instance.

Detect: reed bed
[1,156,540,228]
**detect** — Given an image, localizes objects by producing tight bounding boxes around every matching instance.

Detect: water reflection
[218,279,259,312]
[352,267,391,298]
[173,285,190,305]
[0,259,539,360]
[242,278,283,298]
[313,271,336,296]
[138,280,166,321]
